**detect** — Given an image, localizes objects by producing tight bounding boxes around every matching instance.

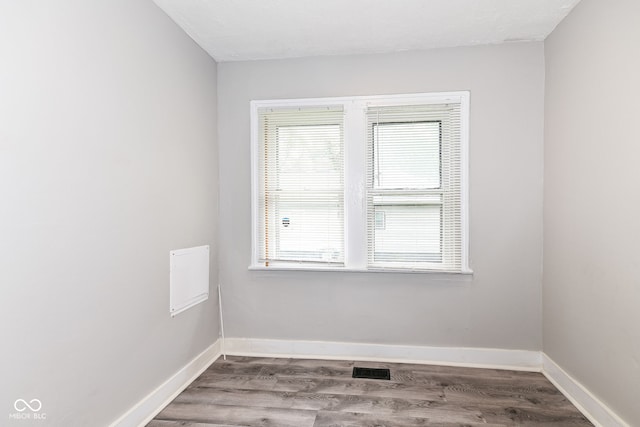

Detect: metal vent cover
[352,367,391,380]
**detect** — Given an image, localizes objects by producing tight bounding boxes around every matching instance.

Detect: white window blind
[251,92,469,273]
[257,106,345,266]
[366,103,463,271]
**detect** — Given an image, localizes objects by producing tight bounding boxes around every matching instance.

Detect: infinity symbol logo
[14,399,42,412]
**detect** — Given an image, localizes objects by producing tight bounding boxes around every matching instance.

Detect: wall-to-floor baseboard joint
[109,340,221,427]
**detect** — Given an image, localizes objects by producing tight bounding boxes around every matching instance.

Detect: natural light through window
[251,92,470,273]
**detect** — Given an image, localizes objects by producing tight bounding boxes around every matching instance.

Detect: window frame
[250,92,471,274]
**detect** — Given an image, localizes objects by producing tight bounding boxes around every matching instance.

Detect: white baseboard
[223,337,542,371]
[542,353,629,427]
[107,337,629,427]
[110,339,221,427]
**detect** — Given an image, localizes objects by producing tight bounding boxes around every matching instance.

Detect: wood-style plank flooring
[148,356,593,426]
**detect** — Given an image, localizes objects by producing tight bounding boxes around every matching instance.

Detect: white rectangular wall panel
[169,245,210,316]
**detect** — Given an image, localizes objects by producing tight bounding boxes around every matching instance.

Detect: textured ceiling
[153,0,581,62]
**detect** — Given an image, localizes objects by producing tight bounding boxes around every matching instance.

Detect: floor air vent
[352,367,391,380]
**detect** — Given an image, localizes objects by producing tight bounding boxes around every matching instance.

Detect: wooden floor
[148,356,593,426]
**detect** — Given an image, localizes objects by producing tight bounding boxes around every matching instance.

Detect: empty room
[2,0,638,426]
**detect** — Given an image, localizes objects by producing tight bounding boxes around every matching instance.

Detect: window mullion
[344,101,367,270]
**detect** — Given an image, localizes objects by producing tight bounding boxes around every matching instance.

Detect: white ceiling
[153,0,581,62]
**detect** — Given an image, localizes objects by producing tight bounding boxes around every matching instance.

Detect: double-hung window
[251,92,470,273]
[255,106,345,265]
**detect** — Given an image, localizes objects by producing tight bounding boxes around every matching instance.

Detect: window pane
[373,205,442,263]
[277,125,342,191]
[275,196,343,262]
[374,121,441,189]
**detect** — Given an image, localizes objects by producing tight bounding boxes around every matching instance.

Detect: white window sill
[248,264,473,276]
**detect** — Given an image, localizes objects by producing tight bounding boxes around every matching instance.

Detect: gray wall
[544,0,640,425]
[218,43,544,350]
[0,1,218,426]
